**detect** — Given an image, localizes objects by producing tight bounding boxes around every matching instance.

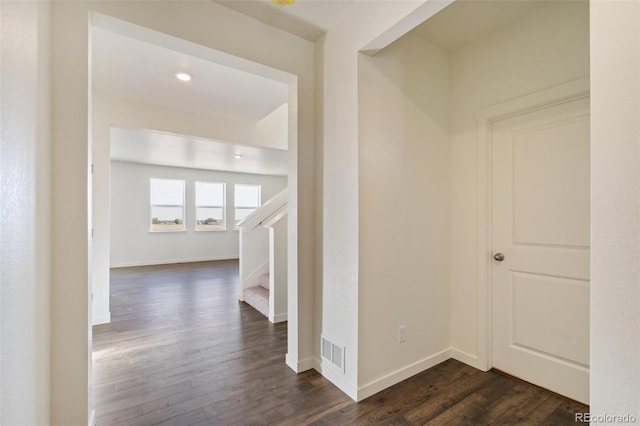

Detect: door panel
[512,272,590,366]
[512,119,590,247]
[492,96,590,404]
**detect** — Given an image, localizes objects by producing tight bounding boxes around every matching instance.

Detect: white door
[491,96,590,404]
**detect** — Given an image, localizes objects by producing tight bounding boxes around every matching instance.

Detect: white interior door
[491,96,590,404]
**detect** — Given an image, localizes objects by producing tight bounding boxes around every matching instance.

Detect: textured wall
[590,0,640,417]
[0,1,51,424]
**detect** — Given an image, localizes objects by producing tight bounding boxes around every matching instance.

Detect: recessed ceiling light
[234,154,243,159]
[175,72,192,82]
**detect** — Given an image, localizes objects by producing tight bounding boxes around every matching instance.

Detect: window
[234,184,261,227]
[149,178,185,232]
[195,182,225,231]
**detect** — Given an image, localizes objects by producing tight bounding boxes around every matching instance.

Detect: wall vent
[321,335,345,374]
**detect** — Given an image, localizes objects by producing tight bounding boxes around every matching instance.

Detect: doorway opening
[357,0,590,403]
[89,12,300,422]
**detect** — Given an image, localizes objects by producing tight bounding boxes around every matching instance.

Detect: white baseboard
[92,312,111,326]
[301,347,483,403]
[356,348,451,401]
[450,347,483,370]
[272,312,288,323]
[285,354,315,373]
[110,256,238,268]
[314,358,358,401]
[89,409,95,426]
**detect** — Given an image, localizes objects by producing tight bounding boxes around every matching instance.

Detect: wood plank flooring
[93,260,588,425]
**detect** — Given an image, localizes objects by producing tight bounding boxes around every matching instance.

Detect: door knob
[493,252,505,262]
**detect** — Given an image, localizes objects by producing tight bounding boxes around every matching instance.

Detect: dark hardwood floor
[93,260,588,426]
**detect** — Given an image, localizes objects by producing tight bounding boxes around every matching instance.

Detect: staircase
[237,188,288,323]
[242,273,270,318]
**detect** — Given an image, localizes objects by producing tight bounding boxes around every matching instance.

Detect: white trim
[475,77,590,122]
[450,348,484,371]
[89,409,96,426]
[88,14,305,425]
[195,180,226,231]
[285,354,315,373]
[237,188,287,232]
[110,255,238,268]
[149,177,186,233]
[356,349,451,401]
[313,358,358,401]
[475,76,590,371]
[360,0,455,55]
[272,312,288,323]
[92,312,111,326]
[261,207,287,228]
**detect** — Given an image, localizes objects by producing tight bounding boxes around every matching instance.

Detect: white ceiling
[411,0,550,52]
[92,27,289,121]
[111,127,288,176]
[215,0,550,51]
[92,24,289,175]
[96,0,550,176]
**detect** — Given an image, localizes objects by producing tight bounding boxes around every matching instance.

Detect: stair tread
[244,286,269,296]
[243,286,269,318]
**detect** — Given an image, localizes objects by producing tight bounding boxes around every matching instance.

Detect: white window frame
[149,178,186,233]
[234,184,262,229]
[195,181,226,232]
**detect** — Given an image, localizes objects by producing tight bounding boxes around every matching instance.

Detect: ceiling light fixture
[175,72,192,82]
[272,0,294,5]
[234,154,243,159]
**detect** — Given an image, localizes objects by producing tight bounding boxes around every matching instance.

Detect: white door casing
[490,94,590,404]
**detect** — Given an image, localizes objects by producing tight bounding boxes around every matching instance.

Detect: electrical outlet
[398,325,406,343]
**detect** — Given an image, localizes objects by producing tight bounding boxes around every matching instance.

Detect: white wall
[0,1,51,424]
[448,0,590,365]
[110,161,286,266]
[590,0,640,417]
[257,102,288,150]
[351,0,591,399]
[93,92,261,147]
[317,0,446,399]
[357,33,451,396]
[240,227,270,294]
[271,216,288,323]
[51,2,315,424]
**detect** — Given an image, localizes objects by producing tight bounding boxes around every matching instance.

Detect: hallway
[93,261,587,425]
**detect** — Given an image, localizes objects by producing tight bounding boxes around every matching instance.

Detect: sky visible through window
[196,182,225,231]
[235,184,261,225]
[150,178,185,231]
